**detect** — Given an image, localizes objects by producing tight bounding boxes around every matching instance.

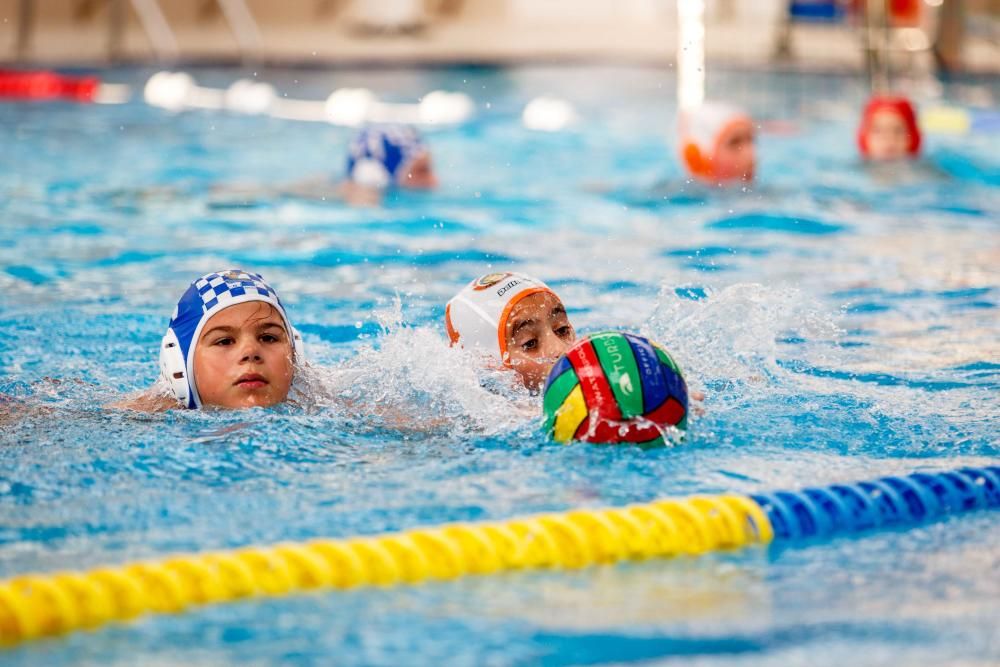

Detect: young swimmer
[446,272,575,391]
[678,101,756,184]
[446,273,707,410]
[208,124,436,208]
[340,124,438,206]
[116,269,304,411]
[857,95,922,162]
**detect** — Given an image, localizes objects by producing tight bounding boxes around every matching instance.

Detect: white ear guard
[350,158,392,189]
[159,328,190,407]
[290,327,305,363]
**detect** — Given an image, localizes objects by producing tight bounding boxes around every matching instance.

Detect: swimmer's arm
[207,182,282,206]
[107,390,179,413]
[0,385,65,425]
[0,395,34,426]
[377,404,451,433]
[276,177,342,200]
[335,181,383,208]
[338,394,451,433]
[271,178,383,207]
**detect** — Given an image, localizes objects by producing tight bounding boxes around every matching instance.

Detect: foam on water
[296,297,539,439]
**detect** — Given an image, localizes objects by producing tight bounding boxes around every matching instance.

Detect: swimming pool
[1,64,998,665]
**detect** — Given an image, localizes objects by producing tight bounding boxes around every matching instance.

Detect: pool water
[1,65,998,666]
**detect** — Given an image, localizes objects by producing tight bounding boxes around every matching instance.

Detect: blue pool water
[1,65,998,666]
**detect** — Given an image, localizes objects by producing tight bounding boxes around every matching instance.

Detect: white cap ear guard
[349,158,392,189]
[159,328,190,406]
[678,101,752,180]
[445,271,556,366]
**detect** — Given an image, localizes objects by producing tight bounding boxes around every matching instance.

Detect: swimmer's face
[866,109,913,161]
[713,120,755,182]
[192,301,294,409]
[504,291,576,391]
[400,152,438,189]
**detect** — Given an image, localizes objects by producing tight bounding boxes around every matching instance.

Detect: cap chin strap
[159,324,305,410]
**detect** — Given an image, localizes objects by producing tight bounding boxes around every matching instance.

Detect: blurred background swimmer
[851,94,963,187]
[857,95,922,162]
[593,100,761,210]
[679,101,757,185]
[446,272,576,392]
[115,269,304,412]
[210,124,437,208]
[338,124,438,206]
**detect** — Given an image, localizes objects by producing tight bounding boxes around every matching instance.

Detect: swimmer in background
[678,101,756,185]
[210,124,437,208]
[857,95,922,162]
[851,95,960,187]
[446,272,576,392]
[338,124,438,206]
[591,101,758,208]
[114,269,304,411]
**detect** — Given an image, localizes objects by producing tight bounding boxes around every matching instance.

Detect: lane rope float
[0,465,996,646]
[142,71,474,126]
[0,69,129,104]
[0,69,472,126]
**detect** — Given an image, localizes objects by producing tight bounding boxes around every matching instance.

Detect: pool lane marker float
[0,70,472,125]
[0,69,130,104]
[0,466,996,646]
[142,71,474,126]
[0,69,99,102]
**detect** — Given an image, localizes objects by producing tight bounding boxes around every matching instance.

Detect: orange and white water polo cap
[445,272,557,366]
[678,101,754,182]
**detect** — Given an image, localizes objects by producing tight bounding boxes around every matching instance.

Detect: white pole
[677,0,706,112]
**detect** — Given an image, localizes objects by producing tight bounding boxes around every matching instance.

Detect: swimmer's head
[679,102,756,184]
[346,125,437,190]
[446,272,576,391]
[858,95,921,161]
[160,269,304,409]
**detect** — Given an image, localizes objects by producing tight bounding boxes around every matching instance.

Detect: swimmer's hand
[690,390,706,416]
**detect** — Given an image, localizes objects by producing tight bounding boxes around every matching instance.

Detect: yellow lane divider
[0,494,772,646]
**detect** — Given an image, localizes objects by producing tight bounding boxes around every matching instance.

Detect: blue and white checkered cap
[345,125,426,188]
[163,269,298,408]
[191,270,275,312]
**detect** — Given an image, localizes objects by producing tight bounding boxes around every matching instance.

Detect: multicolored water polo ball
[542,332,688,446]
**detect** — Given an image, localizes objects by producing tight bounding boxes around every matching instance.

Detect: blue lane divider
[752,466,1000,541]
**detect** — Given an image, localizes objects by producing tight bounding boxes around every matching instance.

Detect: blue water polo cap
[345,125,427,188]
[159,269,304,409]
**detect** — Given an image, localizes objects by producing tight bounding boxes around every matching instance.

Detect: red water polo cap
[857,95,921,157]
